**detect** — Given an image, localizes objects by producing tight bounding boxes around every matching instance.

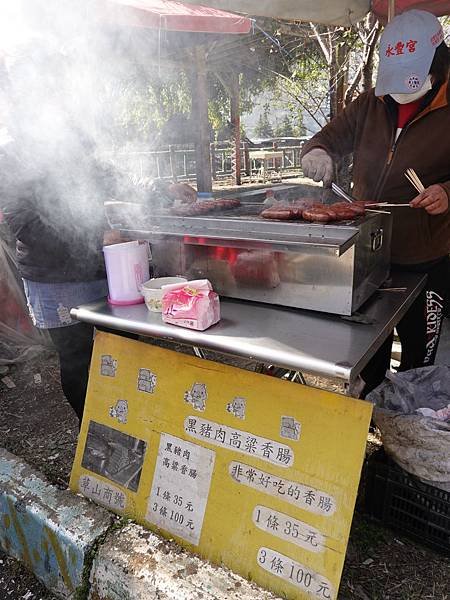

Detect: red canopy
[99,0,252,33]
[372,0,450,17]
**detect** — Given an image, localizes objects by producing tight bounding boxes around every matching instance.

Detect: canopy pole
[192,46,213,193]
[388,0,395,22]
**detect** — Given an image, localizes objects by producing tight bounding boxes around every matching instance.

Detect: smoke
[0,0,168,259]
[1,1,154,151]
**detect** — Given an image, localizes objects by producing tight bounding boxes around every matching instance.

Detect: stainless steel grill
[113,203,393,316]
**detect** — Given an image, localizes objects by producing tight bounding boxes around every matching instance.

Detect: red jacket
[301,82,450,265]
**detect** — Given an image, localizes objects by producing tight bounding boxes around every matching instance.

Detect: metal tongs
[331,183,391,213]
[331,183,410,209]
[331,182,356,203]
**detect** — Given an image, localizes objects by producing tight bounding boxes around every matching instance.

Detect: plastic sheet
[0,224,50,364]
[368,366,450,492]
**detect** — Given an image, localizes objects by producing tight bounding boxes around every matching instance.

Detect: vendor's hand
[301,148,334,187]
[168,183,196,204]
[410,184,449,215]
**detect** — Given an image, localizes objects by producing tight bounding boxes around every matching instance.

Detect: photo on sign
[81,421,147,492]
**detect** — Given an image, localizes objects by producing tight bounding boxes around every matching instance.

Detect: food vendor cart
[70,191,426,600]
[68,1,446,598]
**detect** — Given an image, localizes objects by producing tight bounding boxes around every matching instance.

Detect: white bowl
[141,277,187,312]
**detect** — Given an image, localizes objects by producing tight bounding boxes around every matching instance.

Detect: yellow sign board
[70,332,372,600]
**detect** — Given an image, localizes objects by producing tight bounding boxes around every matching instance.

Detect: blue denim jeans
[22,279,108,329]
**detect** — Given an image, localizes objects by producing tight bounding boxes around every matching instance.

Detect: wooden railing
[104,142,305,182]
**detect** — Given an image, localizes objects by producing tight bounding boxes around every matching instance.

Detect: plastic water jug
[103,241,150,305]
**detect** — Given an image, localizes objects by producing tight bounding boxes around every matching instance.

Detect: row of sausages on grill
[172,198,241,216]
[170,197,367,222]
[261,200,367,222]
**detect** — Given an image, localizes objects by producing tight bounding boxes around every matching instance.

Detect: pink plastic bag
[162,279,220,331]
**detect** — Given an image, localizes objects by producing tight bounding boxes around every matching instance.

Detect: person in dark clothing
[47,323,96,420]
[301,10,450,397]
[0,45,126,421]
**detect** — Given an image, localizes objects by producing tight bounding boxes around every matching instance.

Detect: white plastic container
[103,241,150,305]
[141,277,187,312]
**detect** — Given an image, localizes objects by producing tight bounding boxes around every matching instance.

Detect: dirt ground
[0,350,449,600]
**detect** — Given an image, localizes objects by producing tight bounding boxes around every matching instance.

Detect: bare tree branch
[309,22,331,65]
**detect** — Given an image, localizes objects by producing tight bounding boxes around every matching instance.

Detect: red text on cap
[386,39,418,57]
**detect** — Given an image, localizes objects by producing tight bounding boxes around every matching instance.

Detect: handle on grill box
[371,228,384,252]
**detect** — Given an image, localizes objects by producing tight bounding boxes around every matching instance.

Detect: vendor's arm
[0,150,71,255]
[410,184,449,215]
[0,145,71,254]
[2,193,71,255]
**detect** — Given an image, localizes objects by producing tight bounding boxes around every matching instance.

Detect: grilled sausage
[225,198,241,208]
[172,203,208,216]
[172,198,241,216]
[346,203,365,216]
[214,198,241,210]
[302,206,334,222]
[330,201,365,217]
[332,206,359,221]
[198,201,217,212]
[261,207,297,220]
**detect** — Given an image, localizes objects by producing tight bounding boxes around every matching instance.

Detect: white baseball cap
[375,10,444,97]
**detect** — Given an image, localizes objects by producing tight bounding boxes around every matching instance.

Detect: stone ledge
[89,523,281,600]
[0,448,113,598]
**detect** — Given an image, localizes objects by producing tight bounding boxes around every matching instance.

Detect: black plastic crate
[364,448,450,555]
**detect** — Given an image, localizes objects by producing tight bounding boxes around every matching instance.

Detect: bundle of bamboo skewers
[365,168,426,208]
[405,168,425,194]
[331,168,426,209]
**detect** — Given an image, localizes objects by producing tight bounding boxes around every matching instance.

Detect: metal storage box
[141,211,392,315]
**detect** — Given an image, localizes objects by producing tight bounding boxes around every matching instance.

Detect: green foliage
[254,104,274,138]
[207,69,278,138]
[102,67,192,148]
[105,62,276,146]
[208,75,229,135]
[274,115,294,137]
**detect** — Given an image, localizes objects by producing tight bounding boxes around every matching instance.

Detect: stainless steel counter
[71,272,425,383]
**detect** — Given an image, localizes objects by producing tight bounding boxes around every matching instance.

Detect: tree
[248,16,382,130]
[275,115,295,137]
[236,17,382,187]
[254,105,274,138]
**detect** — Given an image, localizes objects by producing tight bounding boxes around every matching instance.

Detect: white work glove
[301,148,334,186]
